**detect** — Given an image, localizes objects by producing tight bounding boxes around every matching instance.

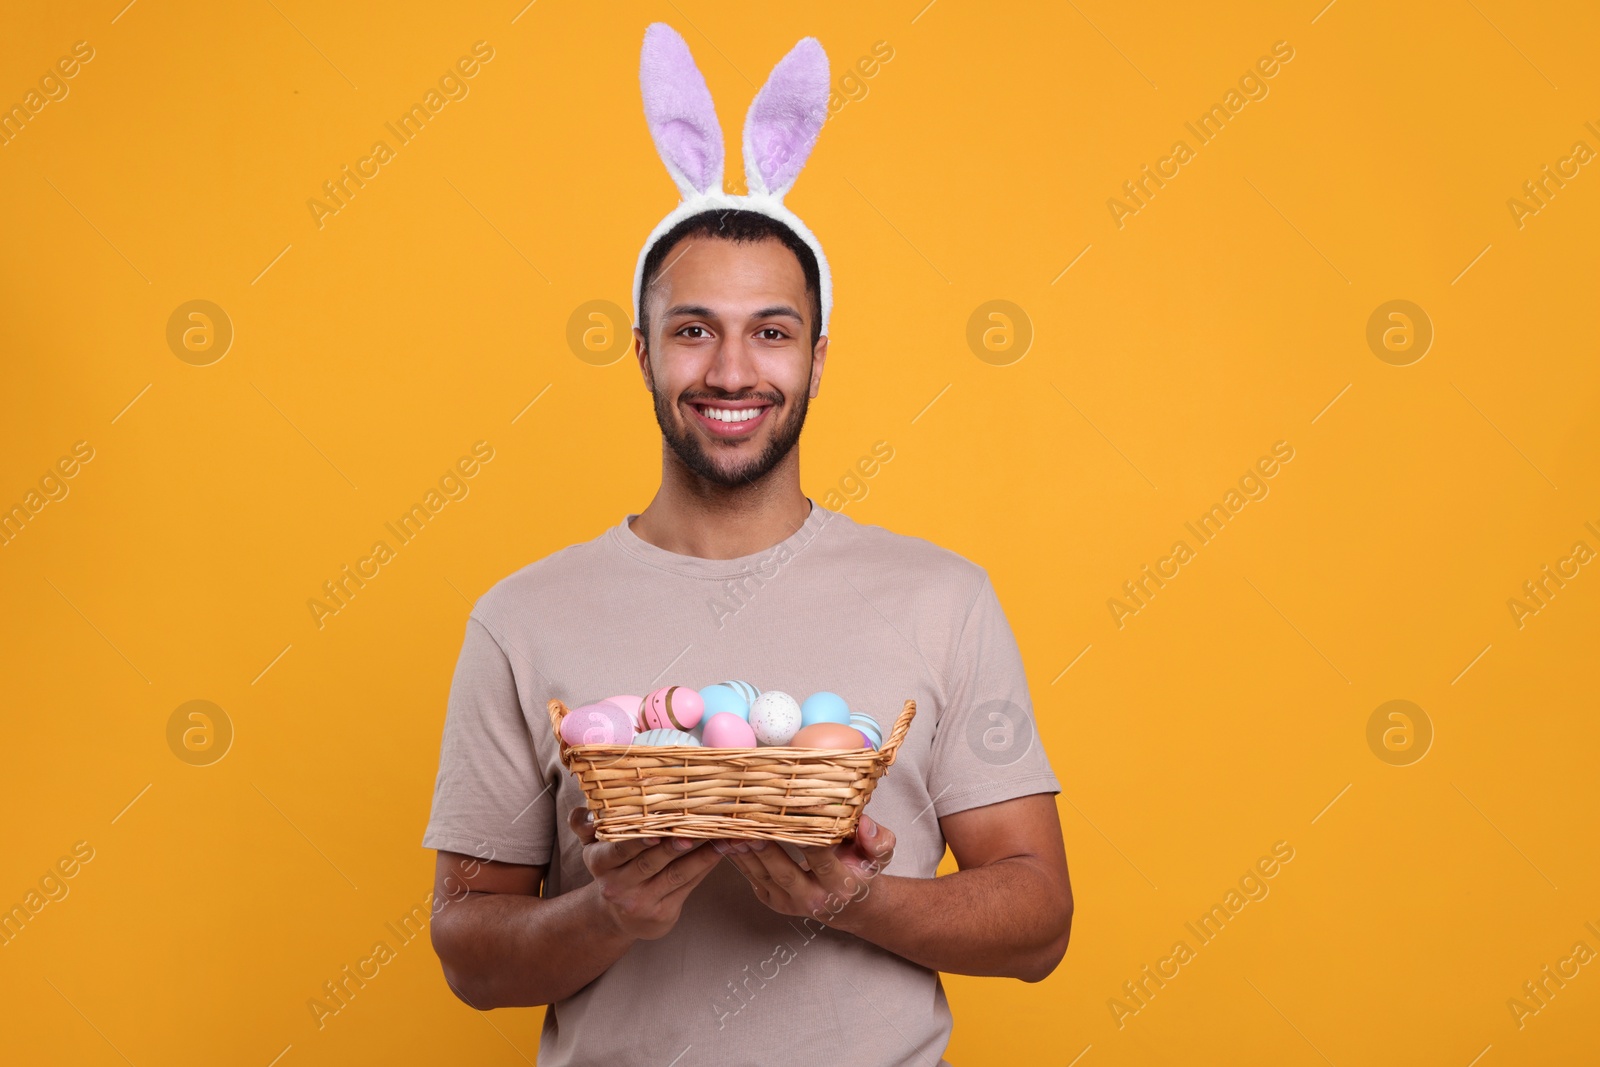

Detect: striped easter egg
[643,685,704,731]
[632,728,701,747]
[719,679,761,705]
[850,712,884,750]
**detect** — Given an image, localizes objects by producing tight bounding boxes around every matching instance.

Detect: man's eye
[759,328,788,341]
[677,325,707,338]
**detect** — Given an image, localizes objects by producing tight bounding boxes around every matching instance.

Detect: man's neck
[629,477,812,561]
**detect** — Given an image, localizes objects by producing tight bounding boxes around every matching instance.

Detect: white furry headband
[631,23,833,336]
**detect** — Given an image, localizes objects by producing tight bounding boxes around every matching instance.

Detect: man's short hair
[638,208,823,352]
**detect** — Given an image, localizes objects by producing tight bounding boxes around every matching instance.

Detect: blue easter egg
[850,712,883,749]
[700,683,751,722]
[801,691,851,728]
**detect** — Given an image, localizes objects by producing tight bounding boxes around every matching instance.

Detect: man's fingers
[858,814,893,855]
[800,844,842,882]
[875,824,897,862]
[851,815,895,870]
[646,839,723,896]
[635,836,713,882]
[723,848,769,887]
[651,853,726,915]
[584,831,668,876]
[589,833,721,887]
[568,805,597,845]
[739,840,811,894]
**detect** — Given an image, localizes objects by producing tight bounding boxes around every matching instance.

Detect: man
[421,24,1071,1066]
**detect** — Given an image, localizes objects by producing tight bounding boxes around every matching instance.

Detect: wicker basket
[547,697,916,846]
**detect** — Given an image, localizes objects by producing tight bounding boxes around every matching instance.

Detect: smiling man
[419,23,1071,1067]
[637,212,822,521]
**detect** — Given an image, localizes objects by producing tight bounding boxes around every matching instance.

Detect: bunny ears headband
[631,23,834,336]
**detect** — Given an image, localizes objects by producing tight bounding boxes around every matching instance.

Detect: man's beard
[652,372,809,489]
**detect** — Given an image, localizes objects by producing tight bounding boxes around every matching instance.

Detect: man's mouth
[690,401,772,436]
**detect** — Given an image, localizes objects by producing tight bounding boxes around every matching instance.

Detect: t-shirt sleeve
[420,614,555,867]
[927,573,1062,819]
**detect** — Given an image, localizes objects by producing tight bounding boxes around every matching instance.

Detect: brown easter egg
[789,722,869,749]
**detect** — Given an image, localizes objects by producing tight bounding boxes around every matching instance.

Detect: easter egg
[719,679,761,706]
[701,712,758,748]
[643,685,704,731]
[603,694,646,728]
[560,701,636,747]
[850,712,884,749]
[749,690,802,745]
[800,691,851,727]
[699,683,751,721]
[632,728,701,747]
[790,722,870,749]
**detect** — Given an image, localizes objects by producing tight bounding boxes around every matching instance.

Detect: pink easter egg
[560,701,636,747]
[701,712,758,748]
[604,694,646,728]
[643,685,704,731]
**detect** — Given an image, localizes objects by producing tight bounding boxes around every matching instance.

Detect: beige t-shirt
[422,498,1061,1066]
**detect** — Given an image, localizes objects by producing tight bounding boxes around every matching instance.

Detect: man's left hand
[715,813,896,930]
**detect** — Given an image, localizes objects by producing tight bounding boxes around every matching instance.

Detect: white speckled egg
[749,690,802,745]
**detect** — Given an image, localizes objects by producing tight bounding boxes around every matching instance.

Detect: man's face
[634,235,828,488]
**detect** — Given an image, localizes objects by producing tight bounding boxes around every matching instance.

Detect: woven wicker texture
[548,697,916,846]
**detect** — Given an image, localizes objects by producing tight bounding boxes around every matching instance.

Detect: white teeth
[698,406,762,423]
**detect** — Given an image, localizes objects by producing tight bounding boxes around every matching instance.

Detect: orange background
[2,1,1597,1064]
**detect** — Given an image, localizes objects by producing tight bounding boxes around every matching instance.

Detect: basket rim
[548,696,916,770]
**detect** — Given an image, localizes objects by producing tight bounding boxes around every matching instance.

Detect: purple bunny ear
[640,23,724,198]
[742,37,830,198]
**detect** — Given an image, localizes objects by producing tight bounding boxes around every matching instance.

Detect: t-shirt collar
[609,496,836,579]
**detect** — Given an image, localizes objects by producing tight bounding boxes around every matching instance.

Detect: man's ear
[808,334,828,398]
[633,326,653,391]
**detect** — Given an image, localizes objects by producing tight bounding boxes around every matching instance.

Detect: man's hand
[568,806,723,941]
[716,812,897,931]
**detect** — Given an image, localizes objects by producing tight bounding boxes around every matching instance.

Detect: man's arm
[825,793,1072,982]
[722,793,1072,981]
[429,808,725,1008]
[429,848,631,1009]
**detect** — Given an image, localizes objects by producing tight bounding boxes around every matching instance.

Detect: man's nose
[705,333,759,393]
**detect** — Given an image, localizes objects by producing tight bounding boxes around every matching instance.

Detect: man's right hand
[568,805,724,941]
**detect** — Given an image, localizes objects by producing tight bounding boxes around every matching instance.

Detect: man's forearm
[826,857,1070,981]
[432,880,635,1008]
